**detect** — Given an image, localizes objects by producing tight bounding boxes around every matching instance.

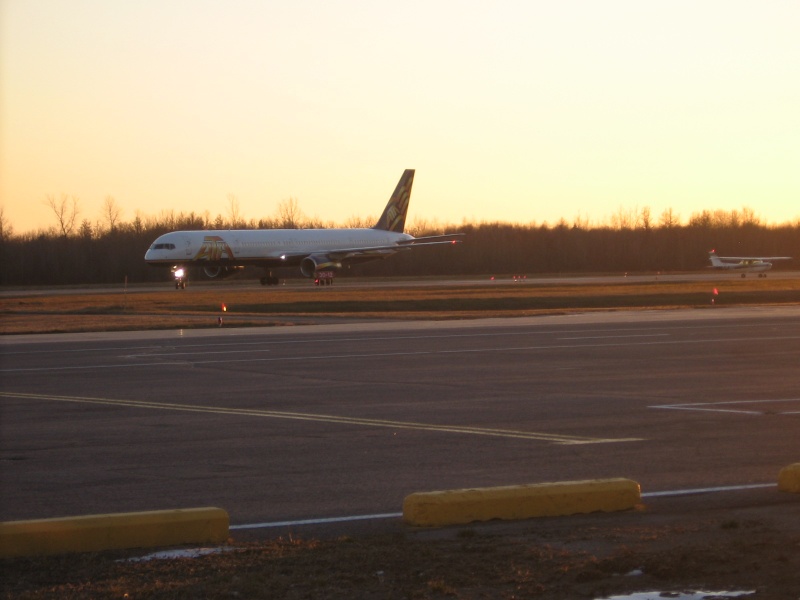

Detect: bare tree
[638,206,652,231]
[571,212,591,230]
[79,219,94,239]
[609,205,636,230]
[101,196,123,232]
[0,206,13,241]
[132,210,144,235]
[277,197,303,229]
[227,194,242,228]
[158,209,176,230]
[45,194,80,237]
[658,208,680,228]
[740,206,761,226]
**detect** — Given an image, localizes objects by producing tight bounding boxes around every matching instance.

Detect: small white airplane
[145,169,462,287]
[708,250,792,277]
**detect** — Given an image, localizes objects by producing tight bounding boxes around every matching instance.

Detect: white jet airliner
[708,250,792,278]
[145,170,462,287]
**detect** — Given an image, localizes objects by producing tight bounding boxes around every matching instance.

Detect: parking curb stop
[403,478,641,527]
[778,463,800,493]
[0,507,229,558]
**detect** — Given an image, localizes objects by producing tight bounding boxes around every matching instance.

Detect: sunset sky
[2,1,799,234]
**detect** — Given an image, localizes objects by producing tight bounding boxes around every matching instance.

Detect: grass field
[2,276,799,334]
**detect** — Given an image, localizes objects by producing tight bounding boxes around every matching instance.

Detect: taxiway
[1,307,799,531]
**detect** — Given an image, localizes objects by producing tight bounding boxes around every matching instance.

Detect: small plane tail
[374,169,414,233]
[708,250,725,268]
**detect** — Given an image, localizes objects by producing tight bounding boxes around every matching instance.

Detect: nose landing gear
[172,267,187,289]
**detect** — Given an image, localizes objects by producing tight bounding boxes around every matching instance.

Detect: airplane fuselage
[712,259,772,273]
[145,228,413,270]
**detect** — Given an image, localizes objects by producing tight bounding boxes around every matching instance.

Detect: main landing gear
[260,271,280,286]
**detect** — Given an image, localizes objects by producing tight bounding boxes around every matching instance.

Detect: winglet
[374,169,415,233]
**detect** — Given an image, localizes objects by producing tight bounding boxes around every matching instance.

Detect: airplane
[708,250,792,277]
[145,169,462,288]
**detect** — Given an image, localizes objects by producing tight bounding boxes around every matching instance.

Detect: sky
[2,0,799,234]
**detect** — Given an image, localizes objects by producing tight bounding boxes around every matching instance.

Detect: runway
[1,307,799,530]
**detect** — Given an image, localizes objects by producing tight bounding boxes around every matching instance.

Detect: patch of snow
[122,546,237,562]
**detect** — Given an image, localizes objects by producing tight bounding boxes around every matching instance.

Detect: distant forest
[1,197,798,286]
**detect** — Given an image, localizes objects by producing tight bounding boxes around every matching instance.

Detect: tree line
[0,199,798,286]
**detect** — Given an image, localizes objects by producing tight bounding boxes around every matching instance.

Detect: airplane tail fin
[374,169,414,232]
[708,250,724,267]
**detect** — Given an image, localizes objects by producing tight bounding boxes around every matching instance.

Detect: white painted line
[124,349,272,358]
[230,513,403,530]
[4,335,800,374]
[642,483,776,497]
[558,334,669,340]
[650,398,800,415]
[653,406,763,415]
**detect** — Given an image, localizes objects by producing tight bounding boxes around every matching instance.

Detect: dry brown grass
[2,277,798,335]
[3,508,799,599]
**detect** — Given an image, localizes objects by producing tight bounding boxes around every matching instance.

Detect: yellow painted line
[403,478,641,527]
[778,463,800,493]
[0,507,229,558]
[1,391,641,445]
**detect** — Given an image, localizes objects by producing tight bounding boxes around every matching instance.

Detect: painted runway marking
[558,334,670,340]
[3,334,799,374]
[0,391,641,445]
[123,348,273,358]
[641,483,776,497]
[650,398,800,415]
[230,513,403,530]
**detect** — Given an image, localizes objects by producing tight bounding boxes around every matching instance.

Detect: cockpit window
[150,243,176,250]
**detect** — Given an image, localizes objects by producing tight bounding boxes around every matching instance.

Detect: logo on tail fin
[374,169,414,233]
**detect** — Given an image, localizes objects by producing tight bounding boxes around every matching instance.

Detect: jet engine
[202,266,243,279]
[300,255,342,278]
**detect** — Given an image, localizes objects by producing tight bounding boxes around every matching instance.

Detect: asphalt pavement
[2,307,799,534]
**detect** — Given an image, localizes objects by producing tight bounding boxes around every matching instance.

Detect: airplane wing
[396,233,466,245]
[718,256,792,261]
[278,234,464,261]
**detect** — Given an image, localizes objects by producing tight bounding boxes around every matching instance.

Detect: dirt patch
[3,493,799,599]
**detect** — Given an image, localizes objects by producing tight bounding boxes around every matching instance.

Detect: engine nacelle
[202,266,242,279]
[300,255,342,278]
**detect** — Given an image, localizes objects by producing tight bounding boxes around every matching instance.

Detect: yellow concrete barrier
[403,478,641,527]
[778,463,800,493]
[0,507,229,558]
